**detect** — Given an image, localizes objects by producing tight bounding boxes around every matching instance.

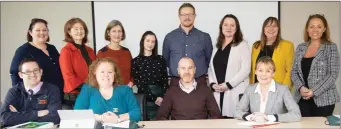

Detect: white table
[138,117,339,128]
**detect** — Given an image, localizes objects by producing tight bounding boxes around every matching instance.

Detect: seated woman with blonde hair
[234,56,301,123]
[74,57,141,123]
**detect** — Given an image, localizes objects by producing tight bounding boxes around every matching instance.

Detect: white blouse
[246,79,277,122]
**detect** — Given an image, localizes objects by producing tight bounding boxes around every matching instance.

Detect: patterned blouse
[132,55,169,101]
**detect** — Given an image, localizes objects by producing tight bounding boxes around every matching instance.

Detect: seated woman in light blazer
[249,17,294,89]
[291,14,340,117]
[208,14,250,118]
[235,57,301,123]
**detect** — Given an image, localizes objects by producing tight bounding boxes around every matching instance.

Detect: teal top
[74,84,141,121]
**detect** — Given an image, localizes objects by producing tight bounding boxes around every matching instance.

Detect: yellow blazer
[249,40,294,89]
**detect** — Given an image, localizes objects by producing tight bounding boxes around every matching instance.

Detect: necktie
[28,89,34,95]
[28,89,33,101]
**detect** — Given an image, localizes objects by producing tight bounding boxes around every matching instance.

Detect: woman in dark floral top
[132,31,169,120]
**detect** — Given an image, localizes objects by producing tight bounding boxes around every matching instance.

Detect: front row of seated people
[0,56,301,127]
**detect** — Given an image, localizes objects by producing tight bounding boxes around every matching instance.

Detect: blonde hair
[86,57,122,89]
[255,56,276,72]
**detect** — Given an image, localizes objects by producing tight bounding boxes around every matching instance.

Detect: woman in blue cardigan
[74,57,141,123]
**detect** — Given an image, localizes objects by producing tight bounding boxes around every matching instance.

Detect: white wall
[93,2,278,57]
[281,2,340,114]
[0,2,93,101]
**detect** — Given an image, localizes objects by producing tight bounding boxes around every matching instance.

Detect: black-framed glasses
[21,69,40,75]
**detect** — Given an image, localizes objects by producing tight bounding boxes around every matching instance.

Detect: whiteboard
[93,2,279,58]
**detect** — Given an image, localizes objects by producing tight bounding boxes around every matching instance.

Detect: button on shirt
[246,79,277,122]
[163,27,213,78]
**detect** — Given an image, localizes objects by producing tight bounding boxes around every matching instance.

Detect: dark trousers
[170,75,207,87]
[298,98,335,117]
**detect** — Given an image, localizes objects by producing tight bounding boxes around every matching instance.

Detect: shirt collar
[66,42,93,52]
[177,25,197,35]
[254,79,276,94]
[25,82,43,95]
[179,79,197,90]
[72,42,85,49]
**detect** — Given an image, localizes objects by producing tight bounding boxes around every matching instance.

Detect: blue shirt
[73,84,141,121]
[162,27,213,78]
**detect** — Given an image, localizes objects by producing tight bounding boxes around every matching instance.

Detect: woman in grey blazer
[291,14,340,117]
[235,57,301,123]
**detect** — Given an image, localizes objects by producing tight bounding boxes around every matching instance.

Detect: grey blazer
[291,42,340,107]
[234,82,301,123]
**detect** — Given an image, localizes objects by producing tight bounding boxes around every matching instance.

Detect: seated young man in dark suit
[0,58,61,126]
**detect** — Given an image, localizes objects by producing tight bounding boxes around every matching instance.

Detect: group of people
[0,2,339,127]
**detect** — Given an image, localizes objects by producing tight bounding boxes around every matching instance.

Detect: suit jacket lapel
[253,92,261,112]
[210,49,218,83]
[272,46,281,66]
[253,46,261,62]
[310,43,325,69]
[297,44,307,80]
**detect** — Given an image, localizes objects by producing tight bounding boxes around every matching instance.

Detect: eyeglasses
[179,13,195,18]
[21,69,40,75]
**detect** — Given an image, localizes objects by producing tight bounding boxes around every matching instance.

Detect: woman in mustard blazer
[250,17,294,89]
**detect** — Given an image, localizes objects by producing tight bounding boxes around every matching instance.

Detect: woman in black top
[291,14,340,117]
[10,18,64,98]
[208,14,250,118]
[132,31,169,120]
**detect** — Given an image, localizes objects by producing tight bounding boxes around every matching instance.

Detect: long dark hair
[216,14,243,48]
[138,31,158,56]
